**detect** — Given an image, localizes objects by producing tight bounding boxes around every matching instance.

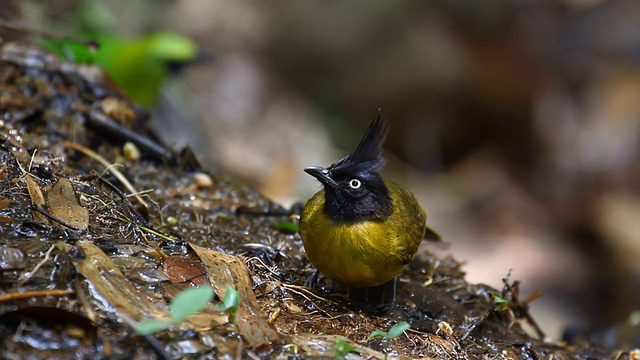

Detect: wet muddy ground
[0,41,632,359]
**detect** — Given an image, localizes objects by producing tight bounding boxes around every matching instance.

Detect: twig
[62,140,148,208]
[30,204,81,231]
[245,256,281,278]
[283,284,338,318]
[0,289,72,302]
[17,244,55,287]
[28,148,37,172]
[117,312,171,360]
[284,284,339,305]
[87,109,176,166]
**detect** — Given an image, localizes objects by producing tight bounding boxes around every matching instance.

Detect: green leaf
[369,330,387,339]
[388,322,410,339]
[43,39,96,63]
[217,284,239,313]
[335,337,361,359]
[136,319,170,335]
[274,221,299,233]
[489,290,509,311]
[170,286,215,322]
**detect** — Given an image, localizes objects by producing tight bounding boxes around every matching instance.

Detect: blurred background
[3,0,640,340]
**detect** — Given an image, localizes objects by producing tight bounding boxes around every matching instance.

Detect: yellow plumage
[299,180,426,287]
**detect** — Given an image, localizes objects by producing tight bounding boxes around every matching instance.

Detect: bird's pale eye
[348,179,362,189]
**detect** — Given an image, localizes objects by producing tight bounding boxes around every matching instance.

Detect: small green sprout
[136,286,215,335]
[369,321,410,360]
[216,284,240,329]
[334,337,362,359]
[489,290,510,311]
[274,221,299,234]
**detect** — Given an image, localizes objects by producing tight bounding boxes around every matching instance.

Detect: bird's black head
[305,112,394,222]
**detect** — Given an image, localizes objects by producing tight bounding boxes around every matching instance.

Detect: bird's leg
[369,277,397,306]
[386,277,398,304]
[344,277,397,313]
[305,269,320,288]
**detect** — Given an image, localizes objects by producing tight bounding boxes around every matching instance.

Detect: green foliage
[136,286,214,335]
[44,32,197,107]
[135,318,171,335]
[274,221,299,233]
[388,322,410,338]
[334,337,361,359]
[489,290,510,311]
[37,1,198,107]
[44,40,97,64]
[171,286,216,322]
[369,321,410,360]
[216,284,240,328]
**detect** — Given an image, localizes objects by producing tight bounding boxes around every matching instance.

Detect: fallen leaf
[25,176,48,224]
[162,256,209,286]
[57,241,226,331]
[47,178,89,230]
[190,243,285,347]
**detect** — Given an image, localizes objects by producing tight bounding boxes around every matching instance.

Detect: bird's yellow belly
[299,183,426,288]
[301,221,406,287]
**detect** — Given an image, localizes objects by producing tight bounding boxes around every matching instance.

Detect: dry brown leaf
[162,256,209,285]
[57,241,169,322]
[25,175,48,224]
[58,241,226,331]
[190,243,285,347]
[0,198,13,223]
[0,198,10,211]
[47,178,89,230]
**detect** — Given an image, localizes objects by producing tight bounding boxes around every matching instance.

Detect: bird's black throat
[321,176,394,222]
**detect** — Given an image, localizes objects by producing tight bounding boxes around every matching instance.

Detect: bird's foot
[304,269,320,288]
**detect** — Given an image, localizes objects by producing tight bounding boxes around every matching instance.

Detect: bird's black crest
[311,111,393,222]
[331,112,389,177]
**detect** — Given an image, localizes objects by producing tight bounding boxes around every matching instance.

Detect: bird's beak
[304,166,338,187]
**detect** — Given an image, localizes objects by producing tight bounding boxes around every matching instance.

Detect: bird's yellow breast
[299,181,426,287]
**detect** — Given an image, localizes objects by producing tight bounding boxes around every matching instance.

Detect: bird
[299,112,437,295]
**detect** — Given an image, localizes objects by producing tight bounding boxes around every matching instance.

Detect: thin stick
[62,140,148,208]
[284,284,340,306]
[0,289,72,302]
[31,204,80,231]
[17,244,55,287]
[283,285,335,318]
